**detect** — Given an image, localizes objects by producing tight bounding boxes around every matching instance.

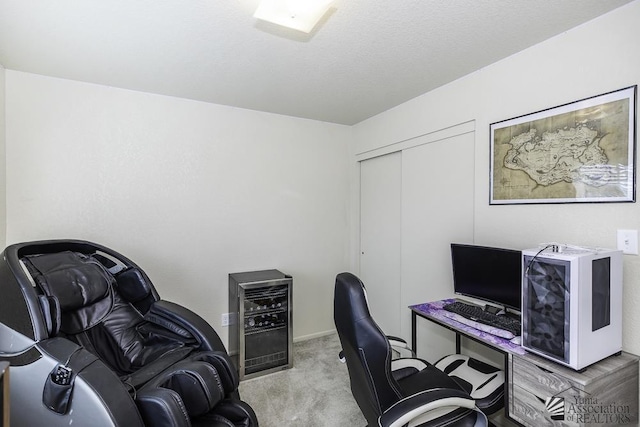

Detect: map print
[492,98,632,203]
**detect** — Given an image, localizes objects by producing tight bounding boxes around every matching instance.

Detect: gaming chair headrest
[334,272,371,330]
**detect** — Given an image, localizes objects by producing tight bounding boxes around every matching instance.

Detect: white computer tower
[522,246,622,371]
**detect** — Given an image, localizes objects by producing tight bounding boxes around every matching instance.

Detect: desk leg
[456,334,461,354]
[411,311,417,354]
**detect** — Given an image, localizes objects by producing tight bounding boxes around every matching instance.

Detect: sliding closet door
[401,131,475,360]
[359,152,402,336]
[358,126,474,352]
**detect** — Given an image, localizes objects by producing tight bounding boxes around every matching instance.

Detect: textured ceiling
[0,0,634,125]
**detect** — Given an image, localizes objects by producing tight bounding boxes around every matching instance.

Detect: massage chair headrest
[24,251,114,335]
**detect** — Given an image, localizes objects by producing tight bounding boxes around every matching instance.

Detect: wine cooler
[229,270,293,380]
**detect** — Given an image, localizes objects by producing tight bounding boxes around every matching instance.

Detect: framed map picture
[490,86,637,205]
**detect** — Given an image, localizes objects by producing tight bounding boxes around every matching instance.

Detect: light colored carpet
[238,333,366,427]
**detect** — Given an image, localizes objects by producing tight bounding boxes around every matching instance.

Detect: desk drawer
[511,383,570,426]
[510,355,638,426]
[511,356,585,427]
[512,355,580,396]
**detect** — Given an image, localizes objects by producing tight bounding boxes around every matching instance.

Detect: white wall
[3,1,639,357]
[5,71,352,346]
[352,1,640,355]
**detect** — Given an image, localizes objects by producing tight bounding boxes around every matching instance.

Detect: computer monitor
[450,243,522,311]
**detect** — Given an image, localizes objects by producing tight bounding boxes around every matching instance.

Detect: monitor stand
[483,304,501,315]
[502,306,521,320]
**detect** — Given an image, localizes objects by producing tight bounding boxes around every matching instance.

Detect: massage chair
[0,239,258,427]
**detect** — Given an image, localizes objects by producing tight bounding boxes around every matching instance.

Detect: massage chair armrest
[147,300,227,352]
[378,389,485,427]
[38,337,144,426]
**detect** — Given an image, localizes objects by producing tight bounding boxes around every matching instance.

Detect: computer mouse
[510,336,522,345]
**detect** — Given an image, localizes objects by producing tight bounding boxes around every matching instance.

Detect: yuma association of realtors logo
[542,391,634,424]
[545,396,565,420]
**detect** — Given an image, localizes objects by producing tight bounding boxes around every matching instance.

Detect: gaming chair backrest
[333,272,401,425]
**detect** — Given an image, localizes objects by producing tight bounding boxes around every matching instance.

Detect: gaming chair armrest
[378,388,484,427]
[148,300,227,352]
[390,358,429,372]
[338,340,415,363]
[387,335,415,358]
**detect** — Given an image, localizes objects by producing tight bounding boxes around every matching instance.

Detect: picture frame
[490,86,637,205]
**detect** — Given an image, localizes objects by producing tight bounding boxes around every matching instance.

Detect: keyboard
[443,301,521,336]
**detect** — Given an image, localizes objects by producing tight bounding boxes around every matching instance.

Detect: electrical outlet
[221,312,231,327]
[617,229,639,255]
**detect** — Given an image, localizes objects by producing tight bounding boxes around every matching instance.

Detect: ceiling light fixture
[253,0,334,33]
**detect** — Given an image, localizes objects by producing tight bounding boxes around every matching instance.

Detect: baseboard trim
[293,329,336,343]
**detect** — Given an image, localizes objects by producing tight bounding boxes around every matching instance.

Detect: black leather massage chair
[0,239,258,427]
